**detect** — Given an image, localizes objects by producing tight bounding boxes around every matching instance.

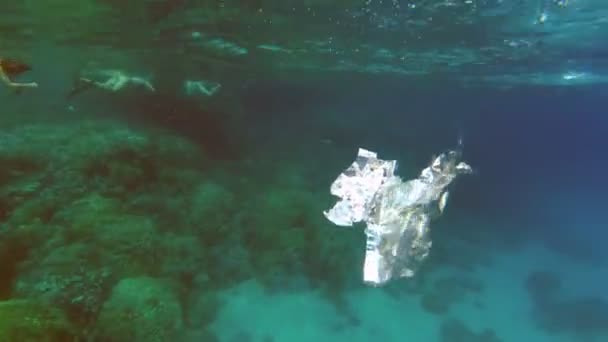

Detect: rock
[95,276,184,342]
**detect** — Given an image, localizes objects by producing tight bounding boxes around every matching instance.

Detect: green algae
[0,299,76,342]
[0,117,367,339]
[94,277,186,342]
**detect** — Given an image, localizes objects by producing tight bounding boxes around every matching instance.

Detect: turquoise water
[1,2,607,342]
[211,83,608,342]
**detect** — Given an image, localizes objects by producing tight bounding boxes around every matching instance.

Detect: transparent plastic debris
[324,147,472,286]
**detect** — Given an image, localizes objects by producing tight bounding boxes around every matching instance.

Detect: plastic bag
[324,147,472,286]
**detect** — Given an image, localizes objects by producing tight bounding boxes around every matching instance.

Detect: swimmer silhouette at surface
[67,69,155,99]
[0,58,38,90]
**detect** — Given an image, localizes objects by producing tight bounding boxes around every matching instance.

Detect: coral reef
[94,277,184,341]
[0,120,217,339]
[0,299,76,342]
[0,118,365,339]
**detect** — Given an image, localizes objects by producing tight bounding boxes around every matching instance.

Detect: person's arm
[0,67,38,88]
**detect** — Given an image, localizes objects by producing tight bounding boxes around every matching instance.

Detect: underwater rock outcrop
[0,120,214,338]
[0,117,371,338]
[94,277,184,341]
[0,299,76,341]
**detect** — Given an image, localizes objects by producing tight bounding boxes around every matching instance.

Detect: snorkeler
[68,69,155,98]
[0,58,38,89]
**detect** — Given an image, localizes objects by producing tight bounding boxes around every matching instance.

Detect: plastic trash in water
[324,145,472,286]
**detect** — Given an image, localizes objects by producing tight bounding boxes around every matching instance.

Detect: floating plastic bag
[324,146,472,286]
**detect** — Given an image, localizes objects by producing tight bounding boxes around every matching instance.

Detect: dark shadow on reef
[525,270,608,339]
[122,92,244,161]
[420,275,484,316]
[439,318,502,342]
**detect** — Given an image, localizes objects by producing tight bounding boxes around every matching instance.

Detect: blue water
[1,24,608,342]
[225,79,608,342]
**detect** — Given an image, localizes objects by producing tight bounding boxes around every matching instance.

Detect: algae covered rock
[0,119,207,231]
[240,186,362,291]
[95,276,184,342]
[0,299,76,342]
[13,194,160,323]
[0,119,214,339]
[188,181,236,242]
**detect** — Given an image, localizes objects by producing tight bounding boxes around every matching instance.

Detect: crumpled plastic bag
[324,146,472,286]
